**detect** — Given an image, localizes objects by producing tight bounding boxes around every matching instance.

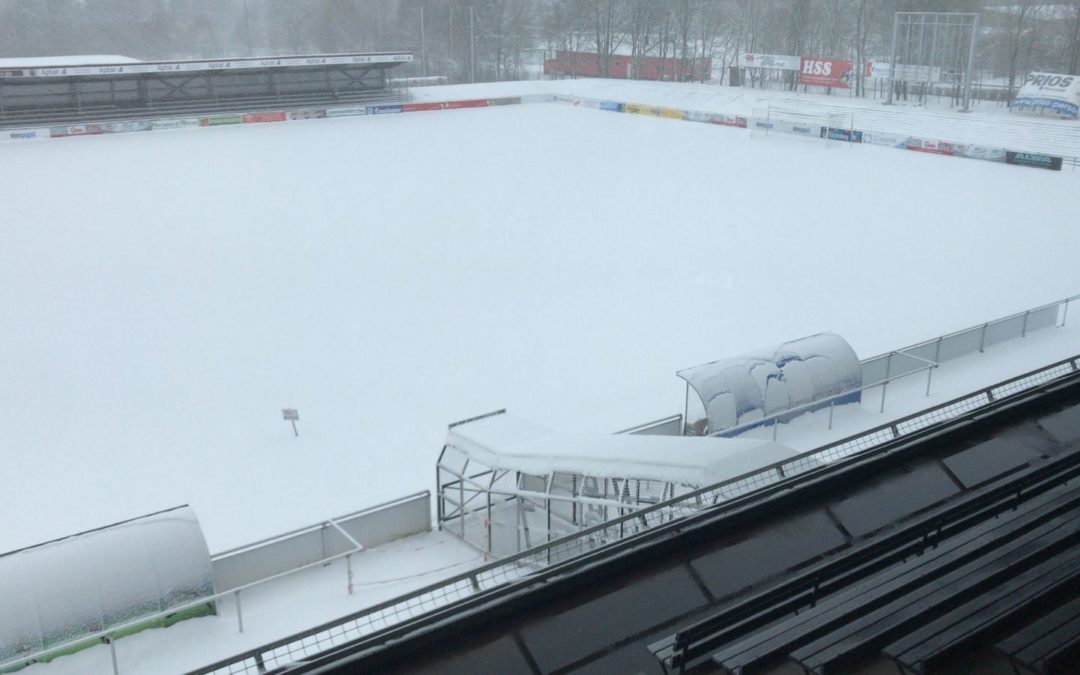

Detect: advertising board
[799,57,853,89]
[740,53,800,71]
[152,117,201,130]
[366,105,403,115]
[1013,72,1080,120]
[3,127,50,141]
[860,131,908,148]
[286,109,326,120]
[905,138,954,156]
[326,106,367,117]
[1005,151,1064,171]
[242,112,287,124]
[953,145,1007,162]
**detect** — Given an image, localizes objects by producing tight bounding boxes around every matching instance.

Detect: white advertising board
[739,53,800,71]
[1013,72,1080,120]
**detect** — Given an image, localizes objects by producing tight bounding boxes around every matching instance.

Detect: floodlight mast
[885,12,980,112]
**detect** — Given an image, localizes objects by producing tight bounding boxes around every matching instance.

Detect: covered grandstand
[0,52,412,128]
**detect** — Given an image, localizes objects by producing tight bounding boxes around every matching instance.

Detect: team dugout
[0,51,412,128]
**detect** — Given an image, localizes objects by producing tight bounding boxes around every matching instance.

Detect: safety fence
[3,87,1073,172]
[189,354,1080,675]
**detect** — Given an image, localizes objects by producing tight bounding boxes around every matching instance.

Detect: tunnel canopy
[443,412,800,487]
[677,332,862,436]
[0,505,215,663]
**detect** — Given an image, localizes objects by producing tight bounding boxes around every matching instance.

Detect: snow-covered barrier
[677,333,862,436]
[4,89,1067,170]
[0,506,215,665]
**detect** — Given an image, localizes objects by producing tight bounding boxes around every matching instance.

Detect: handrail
[189,355,1080,675]
[211,491,427,560]
[709,362,936,440]
[709,294,1079,441]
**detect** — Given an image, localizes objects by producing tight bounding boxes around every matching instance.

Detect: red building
[544,50,712,82]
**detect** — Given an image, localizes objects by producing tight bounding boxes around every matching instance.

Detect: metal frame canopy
[678,333,862,437]
[436,411,799,559]
[887,12,980,112]
[0,505,215,664]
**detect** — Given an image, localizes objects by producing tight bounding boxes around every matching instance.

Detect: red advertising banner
[242,111,287,124]
[402,102,445,112]
[799,57,853,89]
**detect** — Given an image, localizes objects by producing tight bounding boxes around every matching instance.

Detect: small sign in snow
[282,409,299,436]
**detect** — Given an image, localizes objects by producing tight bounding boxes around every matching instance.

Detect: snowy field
[3,95,1080,560]
[417,79,1080,158]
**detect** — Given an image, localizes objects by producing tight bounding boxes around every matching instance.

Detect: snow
[412,79,1080,158]
[18,529,484,675]
[444,412,798,485]
[0,55,140,67]
[2,81,1078,563]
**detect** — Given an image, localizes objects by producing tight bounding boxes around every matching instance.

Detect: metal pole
[887,16,900,105]
[108,635,119,675]
[486,491,493,555]
[419,7,427,78]
[346,553,354,595]
[772,418,779,441]
[962,14,979,112]
[243,0,253,57]
[828,399,835,430]
[469,6,476,84]
[979,323,988,352]
[235,590,244,633]
[925,366,934,396]
[1063,300,1071,327]
[1022,310,1030,337]
[880,352,894,414]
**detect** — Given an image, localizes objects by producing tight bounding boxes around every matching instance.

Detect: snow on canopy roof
[0,55,141,67]
[444,412,801,486]
[676,332,862,434]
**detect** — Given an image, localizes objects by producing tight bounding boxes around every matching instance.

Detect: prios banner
[799,57,853,89]
[1013,73,1080,120]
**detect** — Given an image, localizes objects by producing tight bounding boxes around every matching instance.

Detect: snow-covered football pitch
[2,99,1078,555]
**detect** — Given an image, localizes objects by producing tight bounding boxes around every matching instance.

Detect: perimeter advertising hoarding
[1013,73,1080,120]
[799,57,853,89]
[242,112,287,124]
[3,127,50,140]
[1005,151,1064,171]
[861,131,908,148]
[740,53,800,71]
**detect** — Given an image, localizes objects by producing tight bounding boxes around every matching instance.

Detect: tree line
[1,1,1078,89]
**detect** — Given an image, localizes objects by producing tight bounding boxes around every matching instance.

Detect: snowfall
[2,77,1080,673]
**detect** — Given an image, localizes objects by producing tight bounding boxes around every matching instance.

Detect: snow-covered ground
[416,79,1080,158]
[3,90,1078,561]
[19,530,484,675]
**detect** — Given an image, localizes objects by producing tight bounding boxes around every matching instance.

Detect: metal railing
[190,354,1080,675]
[0,491,431,675]
[708,295,1078,443]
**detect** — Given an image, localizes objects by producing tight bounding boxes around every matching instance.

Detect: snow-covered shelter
[678,333,862,436]
[436,412,802,558]
[0,506,215,665]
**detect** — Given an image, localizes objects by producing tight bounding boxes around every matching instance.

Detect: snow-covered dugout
[678,333,862,436]
[436,412,802,558]
[0,506,215,665]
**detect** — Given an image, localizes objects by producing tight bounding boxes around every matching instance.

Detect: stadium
[3,9,1080,673]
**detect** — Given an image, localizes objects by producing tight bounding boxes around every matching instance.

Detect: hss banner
[799,57,853,89]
